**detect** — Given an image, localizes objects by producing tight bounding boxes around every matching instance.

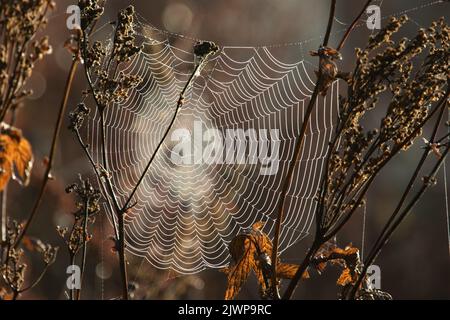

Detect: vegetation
[0,0,448,300]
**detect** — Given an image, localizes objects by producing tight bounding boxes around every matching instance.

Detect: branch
[76,197,90,300]
[14,57,80,248]
[323,0,337,47]
[74,128,119,240]
[121,62,202,211]
[349,91,449,299]
[271,0,336,300]
[336,0,373,51]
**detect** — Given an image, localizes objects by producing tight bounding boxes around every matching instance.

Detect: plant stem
[69,253,76,301]
[270,80,321,298]
[121,62,202,211]
[348,92,448,299]
[282,239,320,299]
[18,263,51,294]
[326,90,449,239]
[76,197,90,300]
[336,0,373,51]
[0,4,51,122]
[323,0,337,47]
[0,188,6,244]
[80,37,122,216]
[14,58,79,248]
[74,128,119,240]
[118,212,128,300]
[112,59,203,301]
[271,0,336,299]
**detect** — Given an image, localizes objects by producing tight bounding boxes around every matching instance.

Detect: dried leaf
[0,288,14,300]
[251,255,269,296]
[337,268,354,286]
[223,221,310,299]
[316,262,327,274]
[224,237,253,300]
[0,123,33,191]
[276,263,310,279]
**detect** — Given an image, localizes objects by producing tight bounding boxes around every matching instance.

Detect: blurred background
[10,0,450,299]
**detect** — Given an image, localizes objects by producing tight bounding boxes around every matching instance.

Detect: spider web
[85,0,447,274]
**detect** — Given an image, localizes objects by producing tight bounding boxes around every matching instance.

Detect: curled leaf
[0,123,33,191]
[223,221,309,300]
[224,237,253,300]
[337,268,354,286]
[276,263,310,280]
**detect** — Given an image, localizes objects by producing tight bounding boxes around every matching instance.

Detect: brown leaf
[224,221,311,299]
[229,234,251,262]
[276,263,310,279]
[251,256,269,295]
[224,237,254,300]
[0,288,14,300]
[0,123,33,191]
[337,268,354,286]
[316,262,327,274]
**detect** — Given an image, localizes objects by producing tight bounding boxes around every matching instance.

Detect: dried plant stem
[354,144,450,299]
[81,52,122,215]
[282,238,321,299]
[76,198,90,300]
[323,0,337,47]
[121,63,202,211]
[327,91,449,239]
[17,263,51,295]
[14,58,80,248]
[349,92,449,299]
[0,188,6,244]
[279,0,429,300]
[271,81,321,298]
[0,3,51,121]
[69,252,76,300]
[108,63,202,300]
[285,89,449,300]
[271,0,336,299]
[74,120,127,298]
[73,128,119,240]
[117,212,128,300]
[1,109,17,259]
[336,0,373,51]
[80,27,129,298]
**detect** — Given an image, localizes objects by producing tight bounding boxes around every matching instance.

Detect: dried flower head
[316,16,449,238]
[194,41,219,59]
[69,103,90,131]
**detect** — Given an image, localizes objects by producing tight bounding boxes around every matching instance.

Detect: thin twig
[69,253,76,300]
[349,92,448,299]
[18,263,51,294]
[74,128,119,240]
[76,197,90,300]
[326,90,449,239]
[14,58,80,248]
[323,0,337,47]
[121,62,202,211]
[336,0,373,51]
[80,31,122,215]
[117,211,128,300]
[271,0,336,300]
[0,188,6,245]
[0,3,51,121]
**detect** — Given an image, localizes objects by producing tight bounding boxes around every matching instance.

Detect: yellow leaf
[0,123,33,191]
[337,268,354,286]
[0,288,14,300]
